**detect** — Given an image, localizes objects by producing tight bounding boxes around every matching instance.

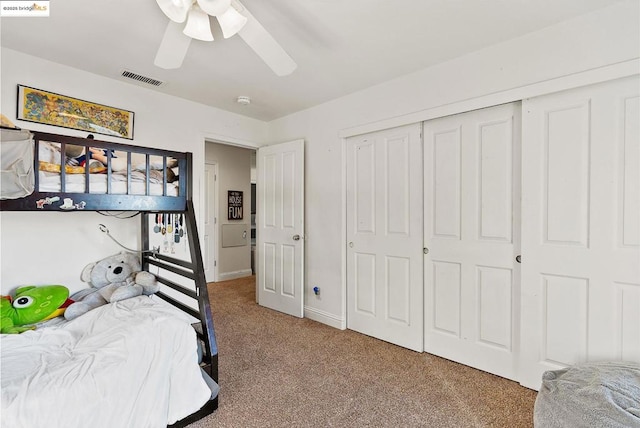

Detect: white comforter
[1,296,212,428]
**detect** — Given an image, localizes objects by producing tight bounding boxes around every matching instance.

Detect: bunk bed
[0,128,218,428]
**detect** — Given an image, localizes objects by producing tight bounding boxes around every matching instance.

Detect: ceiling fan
[154,0,297,76]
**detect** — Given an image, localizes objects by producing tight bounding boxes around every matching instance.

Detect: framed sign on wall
[228,190,243,220]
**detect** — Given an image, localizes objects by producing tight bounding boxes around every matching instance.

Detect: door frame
[201,134,261,284]
[204,161,219,282]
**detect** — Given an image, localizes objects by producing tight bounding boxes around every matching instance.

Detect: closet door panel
[386,137,411,235]
[621,96,640,247]
[544,102,590,247]
[432,128,461,239]
[541,274,589,365]
[520,76,640,390]
[347,123,424,352]
[479,119,513,242]
[424,102,520,381]
[477,266,513,350]
[354,140,376,235]
[617,283,640,360]
[354,253,376,315]
[386,256,411,324]
[432,260,462,336]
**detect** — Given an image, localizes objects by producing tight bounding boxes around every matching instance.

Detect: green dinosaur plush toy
[1,285,73,334]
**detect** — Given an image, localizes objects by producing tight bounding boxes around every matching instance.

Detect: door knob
[293,234,301,241]
[516,255,521,263]
[348,242,354,248]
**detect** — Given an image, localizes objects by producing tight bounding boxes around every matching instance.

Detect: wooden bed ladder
[141,201,219,384]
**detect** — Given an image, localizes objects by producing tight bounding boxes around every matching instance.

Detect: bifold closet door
[519,76,640,390]
[346,123,424,352]
[423,103,521,381]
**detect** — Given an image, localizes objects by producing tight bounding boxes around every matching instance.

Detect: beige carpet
[187,276,537,428]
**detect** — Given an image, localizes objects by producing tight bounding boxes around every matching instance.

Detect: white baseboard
[304,305,346,330]
[218,269,253,281]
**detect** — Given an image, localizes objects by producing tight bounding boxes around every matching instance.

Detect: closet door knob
[516,255,522,263]
[292,234,301,241]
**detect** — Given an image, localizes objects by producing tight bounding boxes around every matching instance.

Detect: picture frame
[16,85,134,139]
[228,190,244,220]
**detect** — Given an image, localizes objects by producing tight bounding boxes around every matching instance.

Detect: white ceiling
[1,0,621,121]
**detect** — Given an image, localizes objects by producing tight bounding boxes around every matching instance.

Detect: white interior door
[423,103,521,380]
[257,140,305,318]
[204,162,217,282]
[519,76,640,389]
[346,123,423,352]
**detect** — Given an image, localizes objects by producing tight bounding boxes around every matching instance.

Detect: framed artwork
[16,85,134,139]
[228,190,243,220]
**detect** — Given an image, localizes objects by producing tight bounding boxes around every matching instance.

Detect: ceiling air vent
[121,70,164,87]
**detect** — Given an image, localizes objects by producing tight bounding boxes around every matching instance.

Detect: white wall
[267,1,640,327]
[0,48,268,294]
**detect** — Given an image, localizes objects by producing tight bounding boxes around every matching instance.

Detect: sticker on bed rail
[59,198,86,210]
[35,196,60,209]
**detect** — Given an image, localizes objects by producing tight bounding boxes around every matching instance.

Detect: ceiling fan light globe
[196,0,231,16]
[217,6,247,39]
[183,7,214,41]
[156,0,191,23]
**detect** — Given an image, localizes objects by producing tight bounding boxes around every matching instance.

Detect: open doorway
[204,141,256,283]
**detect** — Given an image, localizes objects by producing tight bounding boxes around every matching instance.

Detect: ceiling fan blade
[233,0,297,76]
[154,21,192,69]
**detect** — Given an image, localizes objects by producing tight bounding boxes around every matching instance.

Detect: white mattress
[38,171,179,196]
[1,296,212,427]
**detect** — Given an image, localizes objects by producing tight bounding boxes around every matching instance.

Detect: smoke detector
[237,96,251,106]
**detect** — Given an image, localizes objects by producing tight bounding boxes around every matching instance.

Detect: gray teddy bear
[64,251,159,320]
